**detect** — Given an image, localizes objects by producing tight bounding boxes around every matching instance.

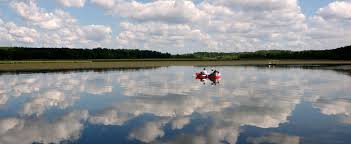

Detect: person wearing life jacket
[209,68,220,77]
[200,68,208,75]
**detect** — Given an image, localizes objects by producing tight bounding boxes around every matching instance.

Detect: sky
[0,0,350,54]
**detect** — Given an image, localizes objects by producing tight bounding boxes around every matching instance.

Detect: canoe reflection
[196,76,221,85]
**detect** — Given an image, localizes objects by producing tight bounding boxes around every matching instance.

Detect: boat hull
[195,73,221,80]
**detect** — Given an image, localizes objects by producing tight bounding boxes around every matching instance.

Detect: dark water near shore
[0,66,350,144]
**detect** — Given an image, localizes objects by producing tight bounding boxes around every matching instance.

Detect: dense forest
[0,47,171,60]
[0,45,350,60]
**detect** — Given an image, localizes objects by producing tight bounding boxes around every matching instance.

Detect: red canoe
[195,73,221,79]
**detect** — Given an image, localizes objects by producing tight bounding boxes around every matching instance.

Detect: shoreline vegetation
[1,60,351,72]
[0,45,350,72]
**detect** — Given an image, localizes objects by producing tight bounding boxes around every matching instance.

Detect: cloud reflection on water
[247,133,300,144]
[0,72,118,116]
[90,67,307,143]
[0,110,88,144]
[0,67,350,144]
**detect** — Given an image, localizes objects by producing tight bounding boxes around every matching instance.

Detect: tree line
[175,45,351,60]
[0,45,350,60]
[0,47,171,60]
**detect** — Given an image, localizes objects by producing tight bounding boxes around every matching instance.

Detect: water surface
[0,66,350,144]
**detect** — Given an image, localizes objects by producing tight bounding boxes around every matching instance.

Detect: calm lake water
[0,66,350,144]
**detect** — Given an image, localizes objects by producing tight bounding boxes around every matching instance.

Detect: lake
[0,66,350,144]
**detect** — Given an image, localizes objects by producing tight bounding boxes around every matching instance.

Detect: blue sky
[298,0,335,16]
[0,0,350,53]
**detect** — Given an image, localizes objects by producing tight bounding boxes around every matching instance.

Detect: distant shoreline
[1,60,351,72]
[1,46,350,60]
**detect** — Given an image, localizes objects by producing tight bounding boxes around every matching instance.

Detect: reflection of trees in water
[0,66,162,75]
[259,65,351,77]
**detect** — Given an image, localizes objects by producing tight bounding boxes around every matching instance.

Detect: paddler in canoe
[196,68,221,79]
[200,68,209,75]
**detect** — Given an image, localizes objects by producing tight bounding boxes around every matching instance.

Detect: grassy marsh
[1,59,351,72]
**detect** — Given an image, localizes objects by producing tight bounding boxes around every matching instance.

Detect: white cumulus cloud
[1,0,351,53]
[7,0,112,48]
[0,18,39,44]
[57,0,86,8]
